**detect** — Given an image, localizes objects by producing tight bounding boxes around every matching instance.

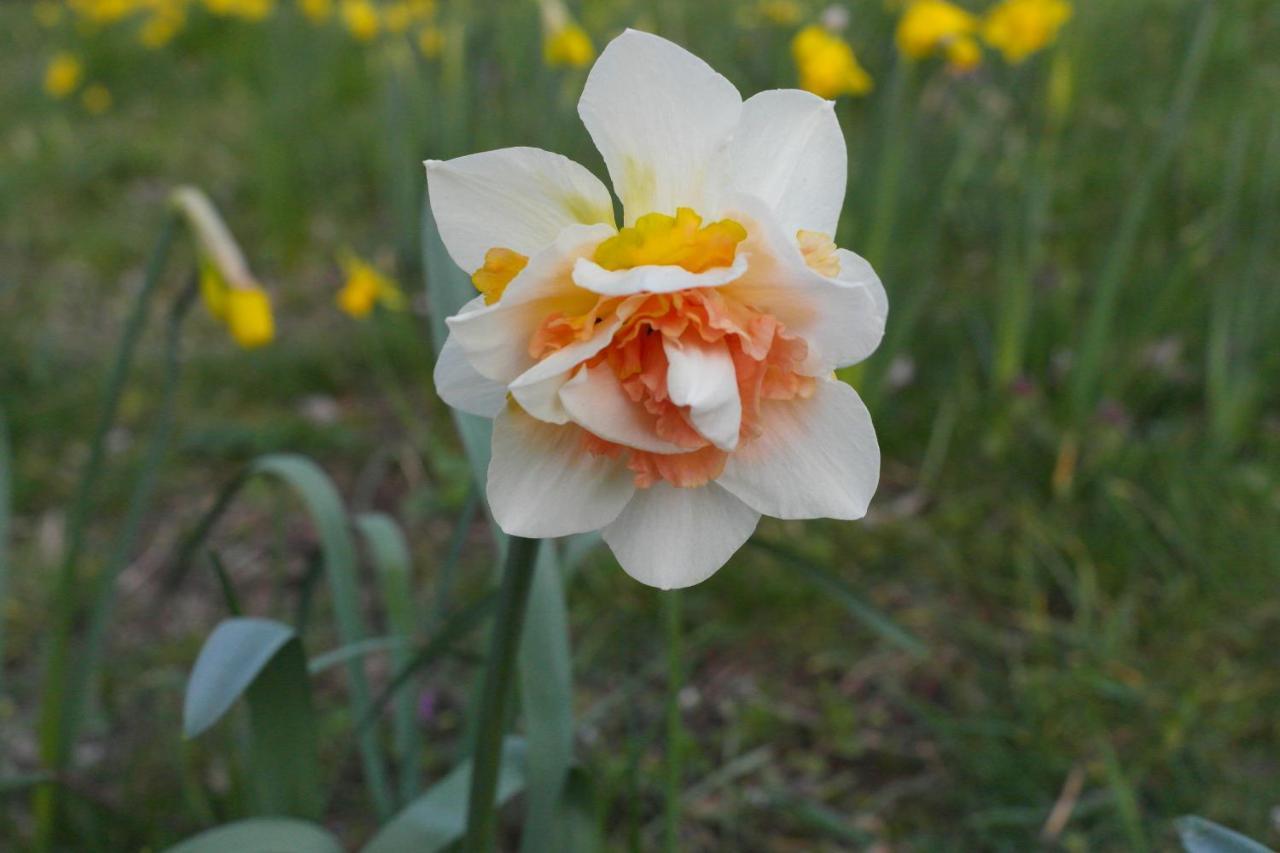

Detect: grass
[2,0,1279,849]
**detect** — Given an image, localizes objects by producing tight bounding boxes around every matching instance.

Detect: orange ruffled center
[529,209,816,489]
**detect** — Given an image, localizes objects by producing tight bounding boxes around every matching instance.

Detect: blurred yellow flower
[297,0,332,24]
[173,186,276,349]
[896,0,976,60]
[81,84,113,114]
[44,53,84,99]
[945,35,982,72]
[341,0,380,41]
[540,1,594,69]
[337,251,405,318]
[982,0,1071,64]
[544,23,594,68]
[140,10,185,48]
[791,25,873,99]
[417,25,443,58]
[203,0,275,21]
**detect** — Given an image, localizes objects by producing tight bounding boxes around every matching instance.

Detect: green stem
[34,213,178,847]
[663,589,684,852]
[464,535,541,852]
[0,406,11,702]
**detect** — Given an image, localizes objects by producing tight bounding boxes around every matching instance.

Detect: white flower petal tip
[602,483,760,589]
[425,147,616,272]
[571,254,748,297]
[433,334,507,419]
[717,380,880,521]
[579,29,742,222]
[487,404,635,539]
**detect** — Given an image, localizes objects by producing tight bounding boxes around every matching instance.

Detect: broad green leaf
[184,618,295,738]
[356,512,422,803]
[750,539,927,658]
[164,818,343,853]
[1176,817,1275,853]
[362,738,527,853]
[246,454,394,818]
[518,545,575,852]
[183,618,322,818]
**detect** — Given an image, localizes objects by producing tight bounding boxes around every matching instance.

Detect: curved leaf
[362,738,527,853]
[164,818,343,853]
[1177,816,1275,853]
[184,618,294,738]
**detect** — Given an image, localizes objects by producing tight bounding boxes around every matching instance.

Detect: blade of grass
[163,818,343,853]
[1175,816,1274,853]
[35,213,179,847]
[750,538,927,657]
[356,512,423,804]
[1069,2,1218,421]
[0,406,11,701]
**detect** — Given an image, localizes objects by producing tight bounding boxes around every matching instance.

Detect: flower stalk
[663,589,685,852]
[464,535,541,851]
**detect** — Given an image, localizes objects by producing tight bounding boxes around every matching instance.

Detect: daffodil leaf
[1176,817,1275,853]
[163,818,343,853]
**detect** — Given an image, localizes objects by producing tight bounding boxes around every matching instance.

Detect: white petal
[433,333,507,418]
[558,364,685,453]
[716,380,879,521]
[571,254,748,297]
[488,403,635,538]
[725,196,886,373]
[445,224,612,384]
[602,483,759,589]
[663,337,741,451]
[729,89,847,237]
[426,147,616,273]
[578,30,742,223]
[507,317,624,424]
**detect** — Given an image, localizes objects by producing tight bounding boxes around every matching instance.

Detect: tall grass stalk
[0,406,11,701]
[1068,3,1218,423]
[464,535,541,851]
[34,214,179,847]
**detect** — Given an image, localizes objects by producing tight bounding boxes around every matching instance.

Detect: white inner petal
[571,254,748,297]
[663,336,741,451]
[559,364,685,453]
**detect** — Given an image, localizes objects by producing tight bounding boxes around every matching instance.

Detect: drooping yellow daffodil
[44,53,84,99]
[427,31,887,588]
[791,24,873,99]
[171,187,276,349]
[340,0,379,41]
[896,0,980,70]
[337,251,405,318]
[540,0,594,69]
[982,0,1072,64]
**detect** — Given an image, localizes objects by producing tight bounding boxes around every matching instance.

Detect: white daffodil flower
[427,29,887,589]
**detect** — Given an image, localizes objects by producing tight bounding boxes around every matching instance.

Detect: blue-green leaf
[362,738,527,853]
[1176,816,1275,853]
[183,618,294,738]
[164,818,343,853]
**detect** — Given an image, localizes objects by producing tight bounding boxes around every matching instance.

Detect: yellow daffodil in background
[341,0,380,41]
[140,9,186,48]
[81,84,113,114]
[44,53,84,99]
[982,0,1072,63]
[336,251,405,318]
[297,0,332,24]
[172,187,276,349]
[791,24,873,99]
[203,0,275,22]
[896,0,979,70]
[540,1,594,69]
[417,25,444,58]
